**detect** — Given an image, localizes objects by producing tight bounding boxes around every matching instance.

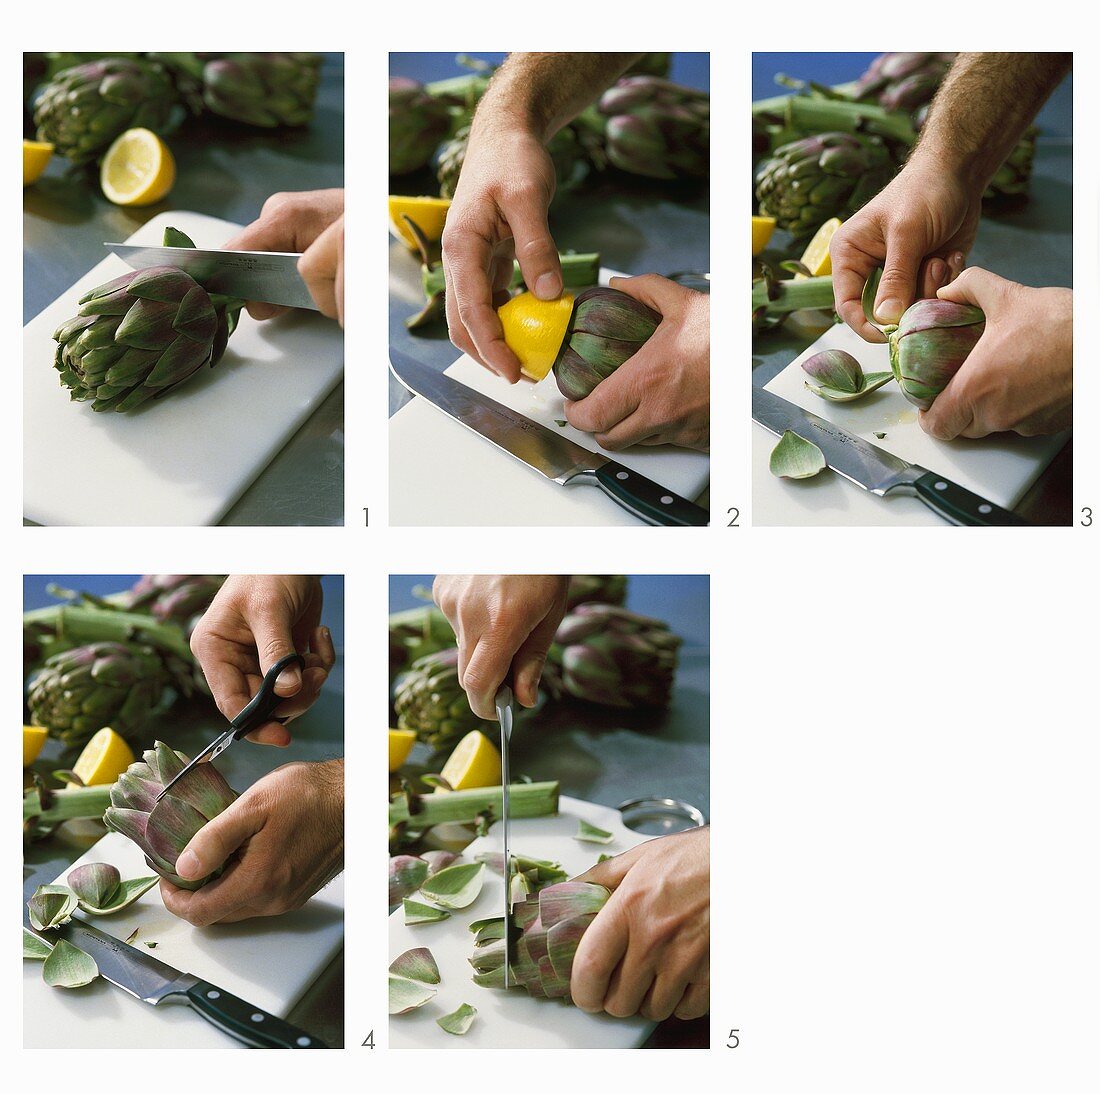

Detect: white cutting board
[24,832,344,1049]
[389,270,709,526]
[24,211,344,526]
[389,796,656,1049]
[753,322,1070,525]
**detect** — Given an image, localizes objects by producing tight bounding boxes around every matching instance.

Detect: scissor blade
[495,686,514,988]
[105,243,318,311]
[155,729,233,801]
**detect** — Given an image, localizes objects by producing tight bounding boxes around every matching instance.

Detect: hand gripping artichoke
[53,228,242,412]
[103,742,238,890]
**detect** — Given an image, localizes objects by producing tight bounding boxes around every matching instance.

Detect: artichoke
[393,648,484,749]
[552,604,682,709]
[754,131,896,240]
[390,78,453,176]
[124,575,225,627]
[469,881,610,999]
[888,299,985,410]
[852,52,956,114]
[27,642,174,750]
[552,287,661,401]
[103,742,238,891]
[33,58,183,164]
[597,76,709,181]
[53,227,242,412]
[565,575,628,610]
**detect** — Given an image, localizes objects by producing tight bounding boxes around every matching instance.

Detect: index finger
[830,234,887,343]
[563,360,643,435]
[570,893,630,1012]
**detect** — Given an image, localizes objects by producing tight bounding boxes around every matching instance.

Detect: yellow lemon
[388,195,451,250]
[796,217,842,277]
[436,729,501,793]
[72,727,134,786]
[23,725,48,768]
[497,291,575,381]
[389,728,418,772]
[23,140,54,187]
[100,128,176,207]
[751,215,776,256]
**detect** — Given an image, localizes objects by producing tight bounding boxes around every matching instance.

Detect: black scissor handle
[229,653,306,740]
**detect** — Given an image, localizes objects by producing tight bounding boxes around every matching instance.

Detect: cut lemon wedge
[72,727,134,786]
[436,729,502,793]
[23,725,48,768]
[100,128,176,207]
[797,217,842,277]
[23,140,54,187]
[497,291,575,381]
[388,195,451,250]
[751,214,776,256]
[389,728,418,772]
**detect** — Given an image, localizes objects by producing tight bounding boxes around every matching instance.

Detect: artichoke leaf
[23,928,54,961]
[437,1003,477,1035]
[418,861,484,910]
[575,819,615,845]
[769,430,826,479]
[42,939,98,989]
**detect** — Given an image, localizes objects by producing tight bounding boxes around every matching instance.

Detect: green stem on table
[389,781,560,829]
[751,275,835,317]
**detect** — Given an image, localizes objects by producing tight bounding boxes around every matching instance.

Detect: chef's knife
[106,243,318,311]
[35,917,326,1048]
[494,685,515,988]
[752,387,1029,526]
[390,349,709,527]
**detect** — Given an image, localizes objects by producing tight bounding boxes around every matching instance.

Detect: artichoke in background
[124,575,225,627]
[851,52,956,114]
[394,648,484,750]
[597,76,709,181]
[888,300,985,410]
[625,53,673,79]
[33,58,184,164]
[553,604,682,709]
[53,227,242,412]
[103,742,237,890]
[390,78,453,176]
[553,287,661,401]
[565,575,628,610]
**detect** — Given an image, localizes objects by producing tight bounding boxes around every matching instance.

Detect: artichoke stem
[388,781,560,829]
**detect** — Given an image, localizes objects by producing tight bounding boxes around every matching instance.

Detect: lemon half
[23,725,48,768]
[100,128,176,207]
[797,217,842,277]
[73,727,134,786]
[436,729,502,792]
[389,728,417,772]
[497,291,575,381]
[388,195,451,250]
[23,140,53,187]
[751,214,776,256]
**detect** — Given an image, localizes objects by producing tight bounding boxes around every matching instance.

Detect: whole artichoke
[390,78,453,176]
[124,575,225,626]
[852,52,956,114]
[597,76,709,181]
[565,575,628,610]
[394,648,483,749]
[552,287,661,401]
[33,58,183,164]
[103,742,237,890]
[553,604,682,709]
[27,642,174,750]
[888,299,985,410]
[755,131,896,240]
[53,227,242,412]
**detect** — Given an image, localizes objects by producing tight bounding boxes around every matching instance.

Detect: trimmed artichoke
[27,642,174,750]
[553,604,682,709]
[103,742,237,890]
[888,299,985,410]
[53,227,242,412]
[393,648,484,749]
[33,58,183,164]
[552,287,661,401]
[390,78,453,176]
[755,131,896,241]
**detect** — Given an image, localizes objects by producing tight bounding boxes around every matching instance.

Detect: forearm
[475,52,640,140]
[915,52,1069,192]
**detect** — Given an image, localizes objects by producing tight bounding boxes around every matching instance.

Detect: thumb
[608,273,678,315]
[507,206,562,301]
[572,841,648,890]
[250,612,303,697]
[174,797,262,883]
[936,266,1001,310]
[874,235,923,324]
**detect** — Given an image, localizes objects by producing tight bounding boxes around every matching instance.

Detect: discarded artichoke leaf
[596,853,614,863]
[389,974,437,1015]
[437,1002,477,1036]
[389,947,441,985]
[23,928,54,960]
[420,850,459,876]
[67,863,121,908]
[78,876,159,916]
[144,942,158,949]
[403,898,451,925]
[873,431,887,439]
[467,916,505,936]
[27,885,78,931]
[419,861,485,910]
[125,928,139,945]
[554,419,567,428]
[42,939,98,989]
[389,855,429,911]
[575,820,615,845]
[802,349,894,402]
[769,430,826,480]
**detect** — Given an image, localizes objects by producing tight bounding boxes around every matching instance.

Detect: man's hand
[920,268,1072,440]
[223,189,344,326]
[161,760,344,926]
[570,827,710,1021]
[432,575,570,718]
[442,124,561,382]
[564,276,710,451]
[190,576,336,746]
[830,159,976,341]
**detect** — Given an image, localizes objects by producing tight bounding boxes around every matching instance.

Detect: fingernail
[176,850,201,880]
[276,665,302,690]
[876,297,903,322]
[929,259,946,286]
[534,273,561,300]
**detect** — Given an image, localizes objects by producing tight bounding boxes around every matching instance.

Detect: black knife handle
[230,653,305,739]
[913,471,1029,526]
[185,980,327,1048]
[593,462,709,526]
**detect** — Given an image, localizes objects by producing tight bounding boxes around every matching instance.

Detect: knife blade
[40,916,326,1048]
[106,243,318,311]
[494,686,515,988]
[390,349,708,526]
[752,386,1028,526]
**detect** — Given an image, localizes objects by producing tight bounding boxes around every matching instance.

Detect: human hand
[920,268,1072,439]
[432,575,570,718]
[223,189,344,325]
[570,827,710,1021]
[830,157,981,341]
[190,576,336,746]
[563,276,710,451]
[441,121,562,382]
[161,760,344,926]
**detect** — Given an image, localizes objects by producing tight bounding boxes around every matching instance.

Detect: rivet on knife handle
[588,462,709,526]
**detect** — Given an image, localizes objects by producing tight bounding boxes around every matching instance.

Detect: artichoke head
[888,299,985,410]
